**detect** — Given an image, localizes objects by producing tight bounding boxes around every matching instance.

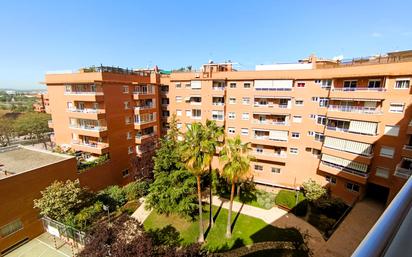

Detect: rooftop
[0,145,72,179]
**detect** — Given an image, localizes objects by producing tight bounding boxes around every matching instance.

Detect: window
[293,116,302,123]
[175,83,181,88]
[162,111,170,117]
[242,97,250,105]
[314,132,325,142]
[384,125,400,136]
[343,80,357,88]
[0,219,23,237]
[229,97,236,104]
[230,82,237,88]
[125,116,132,124]
[176,110,182,116]
[321,80,332,88]
[296,82,305,88]
[271,167,281,173]
[346,182,360,192]
[376,167,390,179]
[177,123,182,129]
[316,115,327,125]
[309,114,316,119]
[185,83,191,88]
[256,145,263,153]
[315,80,321,84]
[308,131,314,136]
[389,103,404,113]
[244,82,251,88]
[175,96,182,102]
[368,80,381,88]
[124,101,130,110]
[295,100,304,106]
[395,79,410,89]
[254,165,263,171]
[212,110,224,121]
[162,98,169,105]
[185,110,191,117]
[312,149,321,158]
[123,85,129,93]
[290,148,299,154]
[128,146,133,154]
[325,176,337,184]
[241,128,249,136]
[242,113,249,120]
[380,146,395,158]
[312,97,319,102]
[228,112,236,119]
[228,127,235,134]
[127,131,132,140]
[122,169,129,177]
[319,98,329,107]
[192,109,201,119]
[291,132,300,139]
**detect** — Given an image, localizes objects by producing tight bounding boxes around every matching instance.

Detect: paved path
[208,196,326,253]
[314,199,384,257]
[131,198,152,223]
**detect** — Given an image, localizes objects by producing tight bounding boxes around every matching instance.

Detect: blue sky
[0,0,411,89]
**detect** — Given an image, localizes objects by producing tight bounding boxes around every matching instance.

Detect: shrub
[97,185,127,210]
[275,190,305,209]
[74,201,104,230]
[292,199,308,217]
[312,198,348,219]
[302,179,327,201]
[308,213,336,232]
[124,180,149,201]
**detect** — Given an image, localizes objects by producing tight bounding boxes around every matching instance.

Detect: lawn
[144,205,306,253]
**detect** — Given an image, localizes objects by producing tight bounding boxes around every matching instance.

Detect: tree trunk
[209,165,214,228]
[237,183,241,197]
[226,181,235,238]
[196,175,205,242]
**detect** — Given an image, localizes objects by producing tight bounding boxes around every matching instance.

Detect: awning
[329,97,382,101]
[254,96,292,99]
[191,81,201,89]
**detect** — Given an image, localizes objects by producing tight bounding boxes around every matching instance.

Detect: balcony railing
[328,105,383,114]
[69,124,107,131]
[321,161,370,178]
[255,88,292,91]
[134,119,156,125]
[326,126,377,136]
[253,135,288,142]
[67,108,104,114]
[252,120,288,126]
[134,105,154,110]
[253,103,289,108]
[133,90,154,95]
[254,151,287,158]
[331,87,386,92]
[135,133,155,140]
[352,176,412,257]
[71,140,108,149]
[64,91,103,95]
[212,87,225,91]
[403,145,412,150]
[212,102,225,106]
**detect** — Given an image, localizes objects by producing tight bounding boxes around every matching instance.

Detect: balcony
[253,151,287,162]
[402,145,412,159]
[252,120,288,130]
[325,126,378,144]
[64,91,104,101]
[251,135,288,147]
[71,140,109,155]
[133,90,155,100]
[135,133,156,144]
[327,105,383,122]
[134,105,156,115]
[319,161,369,184]
[69,124,108,137]
[321,146,373,165]
[394,165,412,179]
[329,87,386,100]
[67,108,105,119]
[252,103,291,114]
[134,120,157,129]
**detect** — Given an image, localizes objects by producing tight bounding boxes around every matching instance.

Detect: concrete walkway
[314,199,384,257]
[131,198,152,223]
[209,196,326,252]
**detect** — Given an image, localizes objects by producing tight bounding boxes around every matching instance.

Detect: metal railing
[69,124,107,131]
[394,165,412,179]
[320,161,369,178]
[255,88,292,91]
[71,140,108,149]
[254,151,287,158]
[328,105,383,114]
[252,120,288,126]
[331,87,386,92]
[134,105,154,110]
[67,108,104,114]
[352,176,412,257]
[403,145,412,150]
[64,91,103,95]
[253,103,289,108]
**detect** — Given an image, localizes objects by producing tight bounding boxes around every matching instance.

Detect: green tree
[146,115,198,219]
[0,117,14,146]
[219,135,253,238]
[181,123,210,242]
[14,112,51,148]
[203,120,224,228]
[302,179,327,201]
[34,179,88,222]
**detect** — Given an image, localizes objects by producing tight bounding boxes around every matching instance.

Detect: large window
[395,79,410,89]
[380,146,395,158]
[254,165,263,171]
[368,80,381,88]
[343,80,357,88]
[192,109,201,119]
[346,182,360,192]
[389,103,405,113]
[212,110,224,121]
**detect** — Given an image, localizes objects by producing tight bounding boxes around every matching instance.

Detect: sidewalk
[131,198,152,223]
[208,196,326,252]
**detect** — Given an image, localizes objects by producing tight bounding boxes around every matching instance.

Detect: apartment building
[33,93,50,113]
[45,66,162,185]
[162,51,412,205]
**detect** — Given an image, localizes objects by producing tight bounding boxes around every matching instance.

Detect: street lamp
[103,205,110,225]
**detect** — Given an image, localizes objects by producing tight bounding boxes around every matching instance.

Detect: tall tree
[219,135,253,238]
[203,120,224,228]
[181,123,210,242]
[14,112,51,149]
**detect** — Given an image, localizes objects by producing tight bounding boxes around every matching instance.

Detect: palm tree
[219,135,253,238]
[203,120,224,228]
[181,123,210,242]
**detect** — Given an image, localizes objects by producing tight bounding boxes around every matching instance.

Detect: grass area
[220,189,276,210]
[275,190,306,209]
[144,205,305,253]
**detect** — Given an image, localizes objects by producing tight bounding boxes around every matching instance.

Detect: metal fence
[42,216,86,247]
